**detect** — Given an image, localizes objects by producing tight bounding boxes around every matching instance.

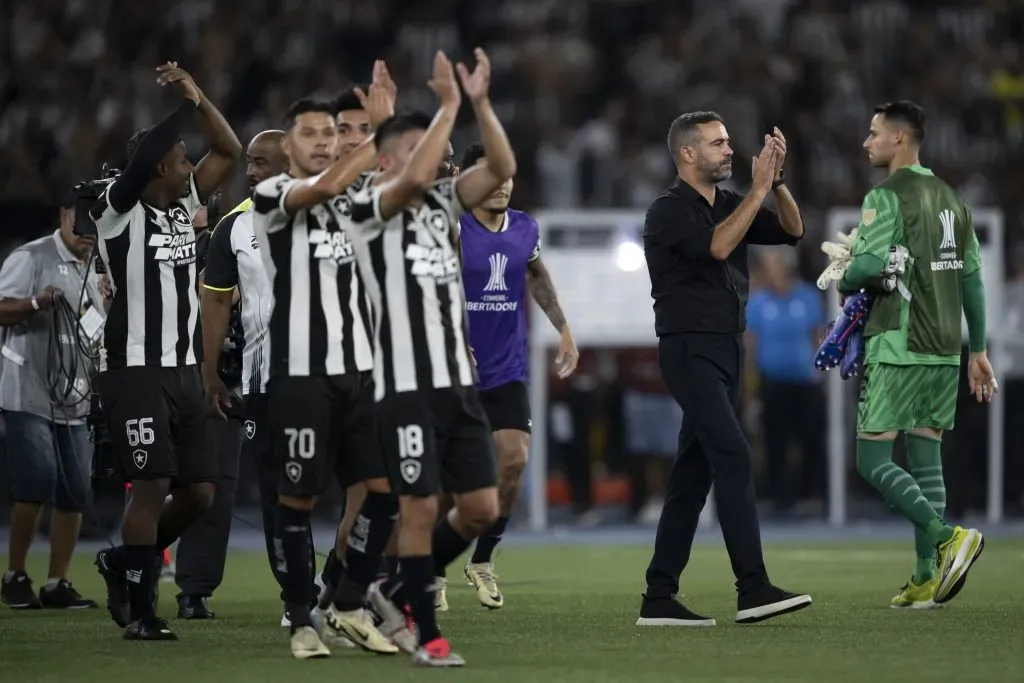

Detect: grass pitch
[1,540,1022,682]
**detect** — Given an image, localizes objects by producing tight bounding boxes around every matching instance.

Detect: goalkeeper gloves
[815,229,857,291]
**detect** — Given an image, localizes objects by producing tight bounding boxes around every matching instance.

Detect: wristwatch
[772,169,786,189]
[30,295,40,311]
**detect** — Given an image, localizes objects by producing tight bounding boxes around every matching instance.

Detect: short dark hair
[874,100,926,143]
[126,128,150,162]
[666,111,723,159]
[335,86,365,113]
[375,111,434,148]
[283,97,338,130]
[460,142,484,170]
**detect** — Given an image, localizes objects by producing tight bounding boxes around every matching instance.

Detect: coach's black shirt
[643,177,800,336]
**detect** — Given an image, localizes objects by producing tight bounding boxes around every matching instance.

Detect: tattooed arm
[526,258,566,331]
[527,257,578,377]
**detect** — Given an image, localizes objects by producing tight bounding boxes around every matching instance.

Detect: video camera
[71,164,121,239]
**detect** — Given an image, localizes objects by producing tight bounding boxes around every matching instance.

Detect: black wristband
[772,170,786,189]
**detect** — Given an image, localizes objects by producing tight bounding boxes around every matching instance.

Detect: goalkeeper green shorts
[857,363,960,433]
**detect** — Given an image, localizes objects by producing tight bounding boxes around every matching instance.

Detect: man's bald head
[246,130,288,190]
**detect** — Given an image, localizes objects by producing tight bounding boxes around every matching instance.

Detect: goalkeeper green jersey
[843,164,981,366]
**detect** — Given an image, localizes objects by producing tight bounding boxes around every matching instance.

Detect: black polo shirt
[643,177,800,336]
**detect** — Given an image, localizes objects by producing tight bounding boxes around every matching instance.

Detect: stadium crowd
[1,0,1023,523]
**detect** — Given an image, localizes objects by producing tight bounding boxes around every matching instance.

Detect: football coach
[636,112,812,628]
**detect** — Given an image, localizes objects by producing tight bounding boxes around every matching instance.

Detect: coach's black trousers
[645,332,768,598]
[175,415,243,598]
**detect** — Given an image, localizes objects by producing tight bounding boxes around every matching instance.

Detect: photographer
[89,62,241,641]
[0,196,106,611]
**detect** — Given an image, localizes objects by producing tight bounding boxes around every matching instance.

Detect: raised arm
[284,138,380,215]
[748,128,803,241]
[284,60,398,214]
[155,63,241,203]
[709,136,780,260]
[106,100,198,213]
[453,49,517,210]
[375,52,463,221]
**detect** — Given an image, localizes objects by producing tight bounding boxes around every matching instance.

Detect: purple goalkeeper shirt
[460,209,541,391]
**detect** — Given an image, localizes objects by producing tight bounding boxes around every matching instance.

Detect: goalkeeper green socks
[855,438,954,546]
[906,434,947,583]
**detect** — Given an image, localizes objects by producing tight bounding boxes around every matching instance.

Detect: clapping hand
[456,48,492,104]
[427,51,462,109]
[156,62,201,105]
[769,127,787,179]
[751,134,782,195]
[355,60,397,129]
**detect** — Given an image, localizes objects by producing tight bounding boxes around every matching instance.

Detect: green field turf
[1,541,1021,682]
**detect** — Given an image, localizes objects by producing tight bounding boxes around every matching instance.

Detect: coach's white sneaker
[290,625,330,660]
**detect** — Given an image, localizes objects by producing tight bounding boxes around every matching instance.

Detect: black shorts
[242,393,272,474]
[268,372,385,498]
[376,386,497,497]
[478,381,531,433]
[96,366,215,484]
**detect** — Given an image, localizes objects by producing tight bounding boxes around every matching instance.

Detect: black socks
[274,504,313,629]
[401,555,440,644]
[122,544,158,622]
[332,493,398,611]
[471,516,510,564]
[345,493,398,590]
[432,516,473,578]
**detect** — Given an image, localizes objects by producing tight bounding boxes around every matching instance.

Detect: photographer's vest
[0,231,105,423]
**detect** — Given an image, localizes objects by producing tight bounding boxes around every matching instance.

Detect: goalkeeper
[837,101,993,609]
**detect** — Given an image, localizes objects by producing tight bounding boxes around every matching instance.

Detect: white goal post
[525,208,1007,532]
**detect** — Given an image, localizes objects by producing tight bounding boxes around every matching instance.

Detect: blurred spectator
[747,248,827,516]
[617,348,681,525]
[548,349,599,524]
[2,0,1020,237]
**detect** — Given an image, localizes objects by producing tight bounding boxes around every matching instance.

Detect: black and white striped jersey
[251,173,374,378]
[202,207,272,395]
[91,173,204,370]
[344,173,475,401]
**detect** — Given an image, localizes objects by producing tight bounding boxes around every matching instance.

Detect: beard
[699,158,732,184]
